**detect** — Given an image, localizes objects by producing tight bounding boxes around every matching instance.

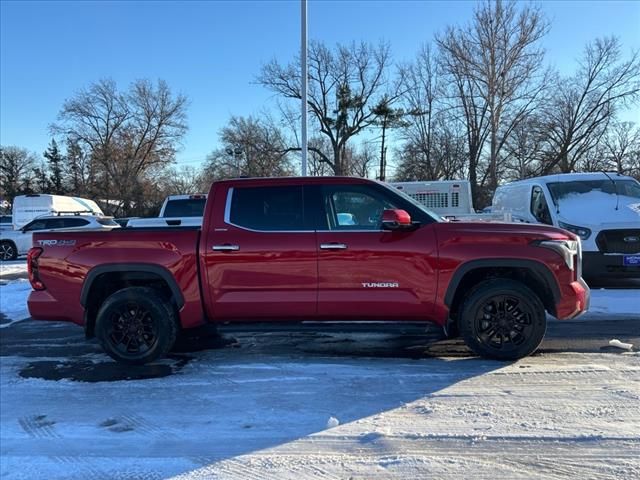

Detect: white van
[12,194,103,229]
[492,172,640,282]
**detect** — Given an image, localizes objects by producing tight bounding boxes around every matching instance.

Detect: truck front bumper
[555,278,590,320]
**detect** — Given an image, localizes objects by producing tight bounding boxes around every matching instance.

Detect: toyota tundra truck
[27,177,590,364]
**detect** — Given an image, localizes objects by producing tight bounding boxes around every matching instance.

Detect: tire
[95,287,178,365]
[0,241,18,261]
[458,279,546,360]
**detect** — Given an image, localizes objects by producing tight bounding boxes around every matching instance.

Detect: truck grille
[596,229,640,254]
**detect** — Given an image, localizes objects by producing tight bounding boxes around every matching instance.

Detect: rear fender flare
[80,263,185,309]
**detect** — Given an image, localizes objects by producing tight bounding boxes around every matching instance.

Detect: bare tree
[399,44,442,179]
[258,41,393,175]
[437,0,549,202]
[349,142,377,178]
[52,78,188,214]
[502,115,547,180]
[395,116,467,181]
[540,37,640,173]
[202,115,294,182]
[0,146,38,205]
[603,121,640,178]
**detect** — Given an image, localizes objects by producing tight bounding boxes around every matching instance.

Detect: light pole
[301,0,308,176]
[226,147,243,177]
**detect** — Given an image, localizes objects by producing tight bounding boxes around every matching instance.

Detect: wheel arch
[445,259,560,331]
[81,264,184,338]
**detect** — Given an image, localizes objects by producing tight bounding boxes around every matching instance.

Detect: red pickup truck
[27,177,589,364]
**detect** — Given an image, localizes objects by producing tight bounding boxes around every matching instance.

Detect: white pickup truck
[126,194,207,227]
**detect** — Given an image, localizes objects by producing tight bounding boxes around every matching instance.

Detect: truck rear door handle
[212,244,240,251]
[320,243,348,250]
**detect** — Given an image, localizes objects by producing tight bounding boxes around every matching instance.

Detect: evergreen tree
[371,97,408,181]
[44,139,65,194]
[32,163,50,193]
[65,138,84,194]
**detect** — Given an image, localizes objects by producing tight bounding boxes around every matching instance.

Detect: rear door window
[23,220,47,231]
[163,198,207,217]
[61,218,90,228]
[228,186,306,231]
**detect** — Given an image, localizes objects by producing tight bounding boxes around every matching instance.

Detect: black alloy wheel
[95,287,178,365]
[459,279,546,360]
[474,294,535,352]
[107,302,159,358]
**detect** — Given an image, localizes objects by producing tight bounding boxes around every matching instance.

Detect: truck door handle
[320,243,348,250]
[212,244,240,251]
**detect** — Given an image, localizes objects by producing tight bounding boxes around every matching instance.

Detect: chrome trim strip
[320,243,348,250]
[223,188,233,224]
[212,245,240,251]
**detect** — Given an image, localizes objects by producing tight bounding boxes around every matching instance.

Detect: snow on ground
[583,288,640,319]
[1,345,639,479]
[0,277,639,479]
[0,260,27,279]
[0,279,31,328]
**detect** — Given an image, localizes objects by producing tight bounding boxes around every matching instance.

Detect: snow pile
[326,416,340,428]
[0,279,31,327]
[0,260,27,278]
[609,339,634,351]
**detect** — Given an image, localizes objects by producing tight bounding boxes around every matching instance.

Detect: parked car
[0,215,12,231]
[126,194,207,227]
[11,194,103,230]
[0,214,120,261]
[492,172,640,282]
[27,177,589,364]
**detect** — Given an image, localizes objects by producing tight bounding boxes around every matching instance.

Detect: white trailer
[388,180,475,217]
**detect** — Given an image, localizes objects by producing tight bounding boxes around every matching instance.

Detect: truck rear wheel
[0,241,17,261]
[95,287,178,365]
[458,279,546,360]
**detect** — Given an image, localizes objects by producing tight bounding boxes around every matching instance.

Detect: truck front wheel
[95,287,178,365]
[459,279,546,360]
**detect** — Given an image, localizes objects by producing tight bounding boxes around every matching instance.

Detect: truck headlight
[558,221,591,240]
[535,239,580,270]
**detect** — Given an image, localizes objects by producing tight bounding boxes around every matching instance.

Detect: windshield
[547,179,640,203]
[380,183,443,222]
[162,198,207,217]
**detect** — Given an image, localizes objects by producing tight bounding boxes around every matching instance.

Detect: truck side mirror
[382,209,413,230]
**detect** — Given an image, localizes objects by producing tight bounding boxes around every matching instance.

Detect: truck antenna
[602,171,620,211]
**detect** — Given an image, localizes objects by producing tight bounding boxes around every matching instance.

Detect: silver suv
[0,214,119,261]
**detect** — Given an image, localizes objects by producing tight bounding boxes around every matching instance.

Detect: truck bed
[29,227,204,329]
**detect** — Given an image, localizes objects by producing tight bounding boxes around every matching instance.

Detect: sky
[1,0,639,170]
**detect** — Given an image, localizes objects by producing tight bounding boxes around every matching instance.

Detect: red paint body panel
[316,225,438,319]
[28,177,590,333]
[28,229,204,329]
